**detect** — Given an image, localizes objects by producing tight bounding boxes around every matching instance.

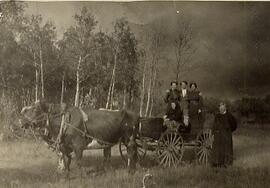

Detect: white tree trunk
[34,52,39,102]
[106,82,112,109]
[149,68,157,117]
[60,73,65,104]
[139,59,147,117]
[39,40,45,99]
[123,86,127,109]
[106,52,117,109]
[144,71,152,117]
[89,88,92,97]
[110,74,116,110]
[74,56,82,107]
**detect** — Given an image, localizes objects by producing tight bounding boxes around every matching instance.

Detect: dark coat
[188,90,204,132]
[165,104,182,123]
[164,89,181,116]
[211,112,237,167]
[164,89,181,104]
[188,90,203,116]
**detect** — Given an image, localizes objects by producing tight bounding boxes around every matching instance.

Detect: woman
[188,82,204,134]
[165,101,182,122]
[211,102,237,167]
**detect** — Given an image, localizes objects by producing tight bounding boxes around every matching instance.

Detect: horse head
[19,99,49,129]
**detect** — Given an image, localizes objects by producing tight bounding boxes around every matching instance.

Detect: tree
[105,35,118,109]
[106,18,139,110]
[173,20,194,83]
[19,14,57,101]
[139,50,146,117]
[0,1,28,107]
[141,23,164,117]
[59,7,97,107]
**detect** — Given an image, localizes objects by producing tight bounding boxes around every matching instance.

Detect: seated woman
[164,101,190,133]
[164,101,182,122]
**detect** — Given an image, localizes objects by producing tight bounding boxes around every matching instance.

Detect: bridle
[21,106,65,154]
[21,111,48,128]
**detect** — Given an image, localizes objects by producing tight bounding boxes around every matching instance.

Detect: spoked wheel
[156,131,184,168]
[195,129,214,165]
[119,136,147,164]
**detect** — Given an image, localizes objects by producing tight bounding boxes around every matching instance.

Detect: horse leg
[63,153,71,172]
[127,135,138,174]
[58,144,72,172]
[59,153,71,179]
[73,147,85,179]
[103,147,112,168]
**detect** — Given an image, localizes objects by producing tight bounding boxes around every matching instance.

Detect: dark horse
[19,100,139,174]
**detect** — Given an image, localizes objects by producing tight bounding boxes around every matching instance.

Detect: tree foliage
[0,2,193,119]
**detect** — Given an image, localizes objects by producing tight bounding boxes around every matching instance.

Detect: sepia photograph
[0,0,269,187]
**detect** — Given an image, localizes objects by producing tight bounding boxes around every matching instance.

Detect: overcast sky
[25,1,270,99]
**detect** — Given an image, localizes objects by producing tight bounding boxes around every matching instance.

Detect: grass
[0,127,270,188]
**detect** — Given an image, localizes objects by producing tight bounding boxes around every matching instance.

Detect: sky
[25,1,270,99]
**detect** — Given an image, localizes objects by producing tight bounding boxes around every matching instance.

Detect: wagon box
[119,116,214,168]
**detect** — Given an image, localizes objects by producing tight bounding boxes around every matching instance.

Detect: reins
[26,108,121,154]
[62,121,116,146]
[23,110,65,154]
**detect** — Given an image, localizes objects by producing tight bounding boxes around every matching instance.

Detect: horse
[19,100,139,174]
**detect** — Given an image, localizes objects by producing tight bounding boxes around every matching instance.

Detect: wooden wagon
[119,117,214,167]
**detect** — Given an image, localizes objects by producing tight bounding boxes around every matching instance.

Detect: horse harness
[41,108,116,154]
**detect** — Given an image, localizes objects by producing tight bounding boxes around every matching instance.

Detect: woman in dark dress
[188,82,204,134]
[165,102,182,123]
[211,102,237,167]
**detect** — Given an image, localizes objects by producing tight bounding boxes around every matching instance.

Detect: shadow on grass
[0,163,60,186]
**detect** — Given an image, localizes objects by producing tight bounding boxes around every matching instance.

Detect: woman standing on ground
[211,102,237,167]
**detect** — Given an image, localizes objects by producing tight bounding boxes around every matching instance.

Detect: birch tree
[20,15,57,101]
[143,27,163,117]
[109,18,139,110]
[139,50,146,117]
[59,7,97,107]
[105,38,118,109]
[105,18,139,110]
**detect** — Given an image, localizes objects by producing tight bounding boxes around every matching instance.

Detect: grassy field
[0,127,270,188]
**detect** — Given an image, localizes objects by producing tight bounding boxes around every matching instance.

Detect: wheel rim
[119,137,147,163]
[195,129,214,165]
[156,132,184,168]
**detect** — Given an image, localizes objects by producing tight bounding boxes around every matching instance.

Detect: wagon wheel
[156,131,184,168]
[195,129,214,165]
[119,136,147,164]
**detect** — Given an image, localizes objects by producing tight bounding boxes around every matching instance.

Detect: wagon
[119,117,214,167]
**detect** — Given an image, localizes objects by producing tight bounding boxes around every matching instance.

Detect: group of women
[164,80,204,134]
[164,80,238,167]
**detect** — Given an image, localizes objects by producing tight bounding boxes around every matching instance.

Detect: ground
[0,127,269,188]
